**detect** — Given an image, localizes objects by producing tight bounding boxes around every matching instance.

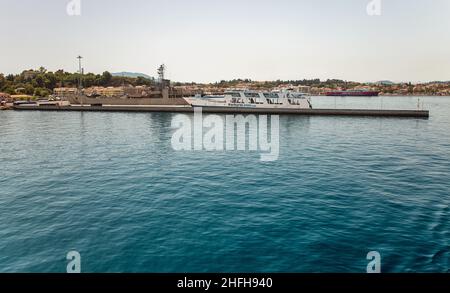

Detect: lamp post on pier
[77,55,83,106]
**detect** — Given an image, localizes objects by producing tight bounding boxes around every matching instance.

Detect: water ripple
[0,97,450,272]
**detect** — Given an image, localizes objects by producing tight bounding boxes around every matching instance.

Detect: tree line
[174,78,360,89]
[0,67,155,97]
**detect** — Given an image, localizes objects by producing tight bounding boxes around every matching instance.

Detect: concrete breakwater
[12,104,430,118]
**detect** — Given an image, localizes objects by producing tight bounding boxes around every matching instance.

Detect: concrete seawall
[13,105,430,118]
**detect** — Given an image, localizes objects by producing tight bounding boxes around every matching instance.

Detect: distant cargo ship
[325,90,380,97]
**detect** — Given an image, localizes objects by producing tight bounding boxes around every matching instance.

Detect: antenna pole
[77,55,83,106]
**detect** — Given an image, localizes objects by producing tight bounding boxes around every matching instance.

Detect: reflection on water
[0,96,449,272]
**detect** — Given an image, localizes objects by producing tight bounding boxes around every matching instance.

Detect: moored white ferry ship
[184,91,313,109]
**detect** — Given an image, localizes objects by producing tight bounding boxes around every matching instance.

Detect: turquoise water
[0,96,449,272]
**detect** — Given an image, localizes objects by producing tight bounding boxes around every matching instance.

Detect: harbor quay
[12,104,430,118]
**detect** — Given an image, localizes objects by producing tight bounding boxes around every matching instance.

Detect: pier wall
[13,105,430,118]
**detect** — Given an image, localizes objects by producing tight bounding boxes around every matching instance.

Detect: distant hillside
[376,80,395,85]
[112,72,152,79]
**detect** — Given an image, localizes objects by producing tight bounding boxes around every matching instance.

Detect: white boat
[184,91,313,109]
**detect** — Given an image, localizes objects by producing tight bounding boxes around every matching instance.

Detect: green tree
[24,84,35,95]
[101,71,112,86]
[4,86,15,95]
[34,87,50,97]
[35,74,45,87]
[83,73,97,88]
[44,72,58,89]
[136,76,153,86]
[0,74,5,90]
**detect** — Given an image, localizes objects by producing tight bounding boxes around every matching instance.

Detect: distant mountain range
[375,80,395,85]
[112,72,152,79]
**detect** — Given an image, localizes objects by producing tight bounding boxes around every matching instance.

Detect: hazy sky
[1,0,449,82]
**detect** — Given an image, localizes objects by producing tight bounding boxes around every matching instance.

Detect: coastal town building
[45,81,450,99]
[10,94,34,100]
[0,92,11,100]
[54,87,77,96]
[22,70,38,80]
[84,86,125,97]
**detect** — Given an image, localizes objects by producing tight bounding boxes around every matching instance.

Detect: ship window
[264,93,279,99]
[244,92,259,98]
[226,92,241,98]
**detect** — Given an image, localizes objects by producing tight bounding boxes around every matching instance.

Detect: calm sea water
[0,96,449,273]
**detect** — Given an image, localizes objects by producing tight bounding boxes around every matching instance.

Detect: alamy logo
[171,108,279,162]
[66,251,81,273]
[366,0,382,16]
[66,0,81,16]
[366,251,381,273]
